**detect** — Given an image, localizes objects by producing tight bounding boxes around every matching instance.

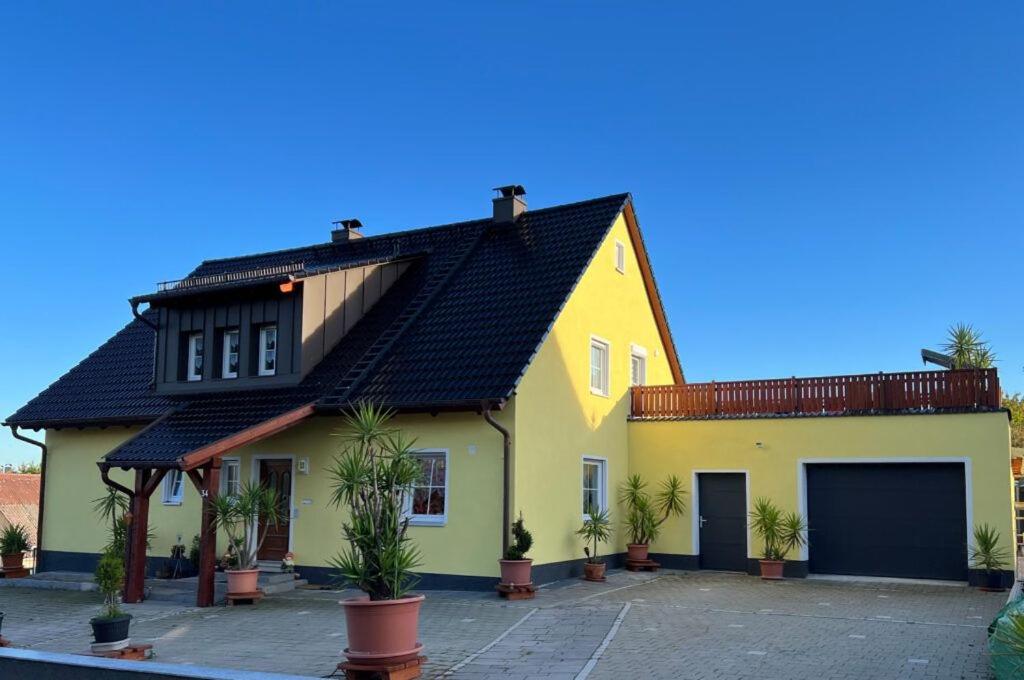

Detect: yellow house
[4,187,1013,604]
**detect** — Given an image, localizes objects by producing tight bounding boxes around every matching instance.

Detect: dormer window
[258,325,278,376]
[222,329,240,379]
[186,332,204,382]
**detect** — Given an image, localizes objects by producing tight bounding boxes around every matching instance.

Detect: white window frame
[404,449,449,527]
[630,344,648,387]
[162,469,185,505]
[589,335,611,397]
[222,329,240,379]
[186,332,204,382]
[582,456,608,519]
[614,240,626,273]
[220,457,241,497]
[258,325,278,377]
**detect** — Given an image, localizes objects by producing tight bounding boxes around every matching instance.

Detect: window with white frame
[220,458,241,497]
[582,457,607,517]
[630,345,647,387]
[590,337,610,396]
[163,469,185,505]
[186,332,204,382]
[614,240,626,273]
[258,325,278,376]
[405,450,448,525]
[222,329,240,379]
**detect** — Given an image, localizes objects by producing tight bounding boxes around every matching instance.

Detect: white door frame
[251,454,296,557]
[796,457,973,563]
[691,469,751,559]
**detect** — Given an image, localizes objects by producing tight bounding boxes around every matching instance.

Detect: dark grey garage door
[806,463,967,581]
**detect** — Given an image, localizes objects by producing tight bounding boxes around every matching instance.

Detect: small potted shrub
[749,497,807,580]
[499,514,534,586]
[620,474,686,561]
[90,550,132,651]
[0,524,31,571]
[326,403,425,667]
[970,523,1010,592]
[577,507,612,581]
[210,482,283,596]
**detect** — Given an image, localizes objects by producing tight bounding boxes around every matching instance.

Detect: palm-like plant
[619,474,686,545]
[749,497,807,561]
[577,506,612,564]
[0,524,30,555]
[326,402,423,600]
[942,323,996,369]
[210,482,283,571]
[970,523,1010,573]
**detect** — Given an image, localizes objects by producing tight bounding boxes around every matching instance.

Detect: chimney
[492,185,526,224]
[331,218,364,242]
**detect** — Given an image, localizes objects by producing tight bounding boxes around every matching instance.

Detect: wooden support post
[124,470,150,604]
[187,460,220,608]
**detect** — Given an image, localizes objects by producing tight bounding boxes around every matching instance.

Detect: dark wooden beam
[187,460,221,607]
[180,403,315,470]
[123,469,151,604]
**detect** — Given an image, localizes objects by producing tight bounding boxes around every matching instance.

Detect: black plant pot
[980,570,1006,592]
[90,614,132,644]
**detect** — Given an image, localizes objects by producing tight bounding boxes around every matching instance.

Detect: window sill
[162,500,183,507]
[407,516,447,527]
[590,388,610,398]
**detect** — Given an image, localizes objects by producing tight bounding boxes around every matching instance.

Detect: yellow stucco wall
[43,428,201,557]
[513,212,676,566]
[41,409,508,578]
[628,412,1014,562]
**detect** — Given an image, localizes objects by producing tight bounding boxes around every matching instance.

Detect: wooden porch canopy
[97,403,316,608]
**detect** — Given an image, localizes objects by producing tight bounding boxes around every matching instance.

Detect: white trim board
[691,470,751,559]
[795,457,973,563]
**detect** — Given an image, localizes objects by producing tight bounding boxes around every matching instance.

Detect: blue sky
[1,2,1021,464]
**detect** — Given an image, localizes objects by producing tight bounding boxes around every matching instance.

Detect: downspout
[482,403,511,556]
[8,426,48,564]
[130,300,158,331]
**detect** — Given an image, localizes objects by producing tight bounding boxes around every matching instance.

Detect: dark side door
[698,473,748,571]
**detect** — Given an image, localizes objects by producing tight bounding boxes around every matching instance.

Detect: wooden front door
[257,459,292,561]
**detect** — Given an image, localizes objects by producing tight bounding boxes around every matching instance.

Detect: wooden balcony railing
[630,369,1000,419]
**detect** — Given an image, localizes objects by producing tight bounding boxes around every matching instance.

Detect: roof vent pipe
[331,219,364,242]
[492,185,526,224]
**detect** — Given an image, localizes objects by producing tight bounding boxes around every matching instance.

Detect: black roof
[6,193,653,464]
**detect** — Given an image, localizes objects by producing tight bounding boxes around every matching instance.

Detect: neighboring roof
[0,473,40,543]
[6,193,681,466]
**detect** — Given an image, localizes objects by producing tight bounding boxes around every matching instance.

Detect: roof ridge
[191,193,631,270]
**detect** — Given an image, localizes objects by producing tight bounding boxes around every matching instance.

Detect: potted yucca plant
[210,482,283,596]
[326,403,425,667]
[499,514,534,587]
[577,506,612,581]
[749,497,807,580]
[90,549,132,651]
[619,474,686,561]
[970,523,1010,592]
[0,524,31,572]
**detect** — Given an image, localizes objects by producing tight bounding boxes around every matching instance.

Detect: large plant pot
[759,559,785,580]
[498,559,533,586]
[626,544,649,561]
[341,594,424,665]
[583,561,606,582]
[1,553,24,571]
[979,570,1006,592]
[225,568,260,595]
[90,614,132,650]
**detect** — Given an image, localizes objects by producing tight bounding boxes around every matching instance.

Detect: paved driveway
[0,570,1005,679]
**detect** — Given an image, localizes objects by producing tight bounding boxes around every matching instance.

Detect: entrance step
[257,560,284,573]
[0,571,97,592]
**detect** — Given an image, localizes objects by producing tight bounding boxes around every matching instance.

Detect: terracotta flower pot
[627,544,649,561]
[759,559,785,580]
[341,594,425,665]
[225,568,260,595]
[1,553,24,571]
[583,561,606,582]
[498,559,533,586]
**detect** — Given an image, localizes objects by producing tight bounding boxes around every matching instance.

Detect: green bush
[504,514,533,561]
[0,524,31,554]
[94,550,125,620]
